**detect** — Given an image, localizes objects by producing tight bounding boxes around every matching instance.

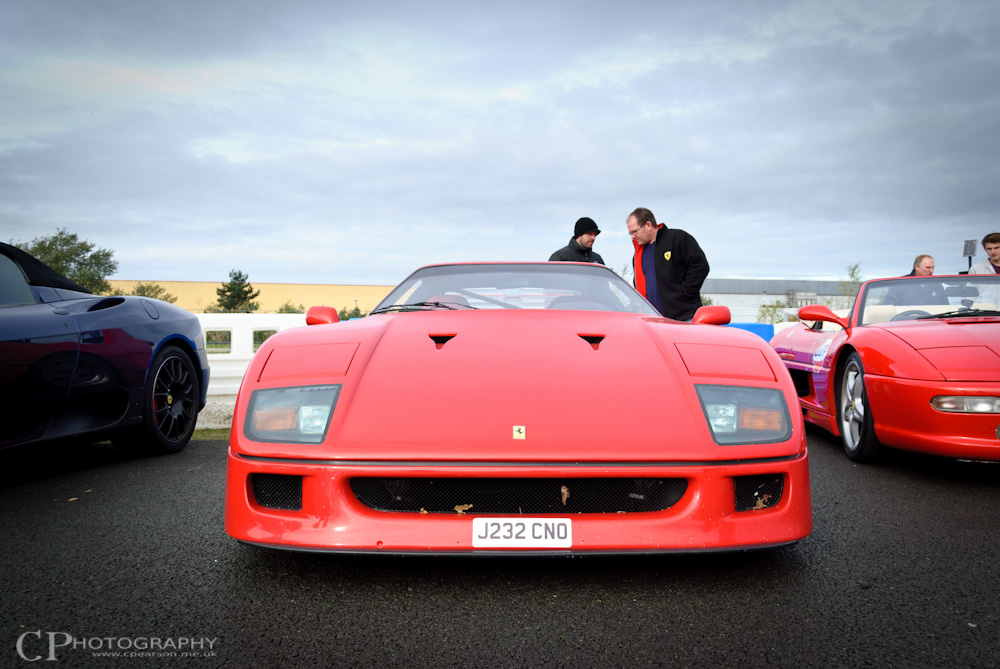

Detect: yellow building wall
[106,280,394,314]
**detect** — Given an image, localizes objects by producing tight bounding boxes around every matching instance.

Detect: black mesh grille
[251,474,303,510]
[734,474,783,512]
[350,477,688,514]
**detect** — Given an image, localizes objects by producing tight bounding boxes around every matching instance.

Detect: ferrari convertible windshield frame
[856,274,1000,325]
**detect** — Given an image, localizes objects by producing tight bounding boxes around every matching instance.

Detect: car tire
[838,352,883,463]
[114,345,199,455]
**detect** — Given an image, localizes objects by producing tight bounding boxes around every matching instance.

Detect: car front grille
[350,477,688,514]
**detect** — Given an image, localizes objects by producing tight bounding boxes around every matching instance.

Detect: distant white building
[702,278,846,322]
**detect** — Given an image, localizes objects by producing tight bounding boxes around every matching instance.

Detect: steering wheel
[890,309,931,321]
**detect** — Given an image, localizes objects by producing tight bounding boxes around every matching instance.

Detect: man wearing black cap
[549,217,605,264]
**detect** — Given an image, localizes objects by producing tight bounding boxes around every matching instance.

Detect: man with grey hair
[885,254,946,306]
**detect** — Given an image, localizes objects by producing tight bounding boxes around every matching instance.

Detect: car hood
[245,310,796,462]
[881,319,1000,381]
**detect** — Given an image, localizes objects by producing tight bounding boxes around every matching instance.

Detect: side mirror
[797,304,849,330]
[691,305,731,325]
[306,306,340,325]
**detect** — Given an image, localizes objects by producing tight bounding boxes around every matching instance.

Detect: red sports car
[770,274,1000,463]
[225,262,811,554]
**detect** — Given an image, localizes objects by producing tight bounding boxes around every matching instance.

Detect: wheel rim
[840,360,865,452]
[151,355,196,442]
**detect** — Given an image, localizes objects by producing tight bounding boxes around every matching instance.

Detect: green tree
[827,262,864,311]
[210,269,260,312]
[619,263,634,284]
[277,300,304,314]
[757,300,787,324]
[701,295,714,306]
[109,281,177,303]
[338,305,363,320]
[18,228,118,294]
[839,262,863,301]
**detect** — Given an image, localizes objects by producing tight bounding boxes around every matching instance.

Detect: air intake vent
[734,474,783,512]
[251,474,303,510]
[578,334,605,350]
[429,334,456,349]
[87,297,125,312]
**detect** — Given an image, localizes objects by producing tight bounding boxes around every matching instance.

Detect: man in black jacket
[549,217,605,265]
[626,207,709,321]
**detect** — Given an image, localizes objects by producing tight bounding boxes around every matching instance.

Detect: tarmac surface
[2,427,999,667]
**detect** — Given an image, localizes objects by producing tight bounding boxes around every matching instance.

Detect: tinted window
[0,254,35,307]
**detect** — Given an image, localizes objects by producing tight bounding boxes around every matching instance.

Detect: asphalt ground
[2,428,999,668]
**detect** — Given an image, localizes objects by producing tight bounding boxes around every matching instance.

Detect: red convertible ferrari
[771,274,1000,463]
[225,262,811,554]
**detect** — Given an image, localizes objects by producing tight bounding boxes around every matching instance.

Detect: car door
[0,254,81,447]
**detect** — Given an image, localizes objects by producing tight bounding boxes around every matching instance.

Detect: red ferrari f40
[226,262,812,554]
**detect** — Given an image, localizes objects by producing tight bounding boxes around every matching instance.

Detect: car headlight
[244,385,341,444]
[931,396,1000,414]
[696,385,793,445]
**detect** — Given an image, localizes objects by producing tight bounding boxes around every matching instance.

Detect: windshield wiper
[917,308,1000,319]
[369,301,476,315]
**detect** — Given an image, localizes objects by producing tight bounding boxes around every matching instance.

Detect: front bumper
[224,450,812,554]
[866,376,1000,459]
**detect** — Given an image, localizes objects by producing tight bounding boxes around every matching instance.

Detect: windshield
[372,263,660,315]
[857,275,1000,324]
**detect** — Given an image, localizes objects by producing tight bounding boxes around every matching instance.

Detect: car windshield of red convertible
[858,275,1000,324]
[371,263,660,315]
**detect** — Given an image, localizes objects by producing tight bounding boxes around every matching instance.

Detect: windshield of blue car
[372,263,660,315]
[857,275,1000,325]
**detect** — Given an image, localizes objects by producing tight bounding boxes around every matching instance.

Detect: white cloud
[1,0,998,289]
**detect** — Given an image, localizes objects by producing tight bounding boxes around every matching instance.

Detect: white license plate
[472,518,572,548]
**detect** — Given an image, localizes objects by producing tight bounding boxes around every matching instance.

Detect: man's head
[574,217,600,249]
[913,255,935,276]
[626,207,658,246]
[983,232,1000,266]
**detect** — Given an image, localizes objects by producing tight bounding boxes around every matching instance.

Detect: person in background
[968,233,1000,308]
[969,233,1000,275]
[884,254,947,306]
[626,207,709,321]
[909,254,935,277]
[549,217,605,265]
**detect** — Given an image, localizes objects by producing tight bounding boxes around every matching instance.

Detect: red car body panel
[226,263,812,554]
[771,275,1000,460]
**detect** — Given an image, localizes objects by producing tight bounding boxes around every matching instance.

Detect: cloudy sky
[2,0,998,287]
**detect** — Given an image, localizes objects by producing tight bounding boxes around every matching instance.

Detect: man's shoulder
[970,259,998,274]
[549,244,574,261]
[656,226,697,243]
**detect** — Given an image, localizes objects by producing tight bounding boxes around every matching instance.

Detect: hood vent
[579,334,605,350]
[429,334,456,350]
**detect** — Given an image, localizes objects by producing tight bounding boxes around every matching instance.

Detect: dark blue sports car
[0,242,209,454]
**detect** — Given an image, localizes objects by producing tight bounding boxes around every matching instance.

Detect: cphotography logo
[16,631,218,662]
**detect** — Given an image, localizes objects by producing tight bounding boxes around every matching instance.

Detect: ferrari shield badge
[513,426,526,439]
[664,251,672,261]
